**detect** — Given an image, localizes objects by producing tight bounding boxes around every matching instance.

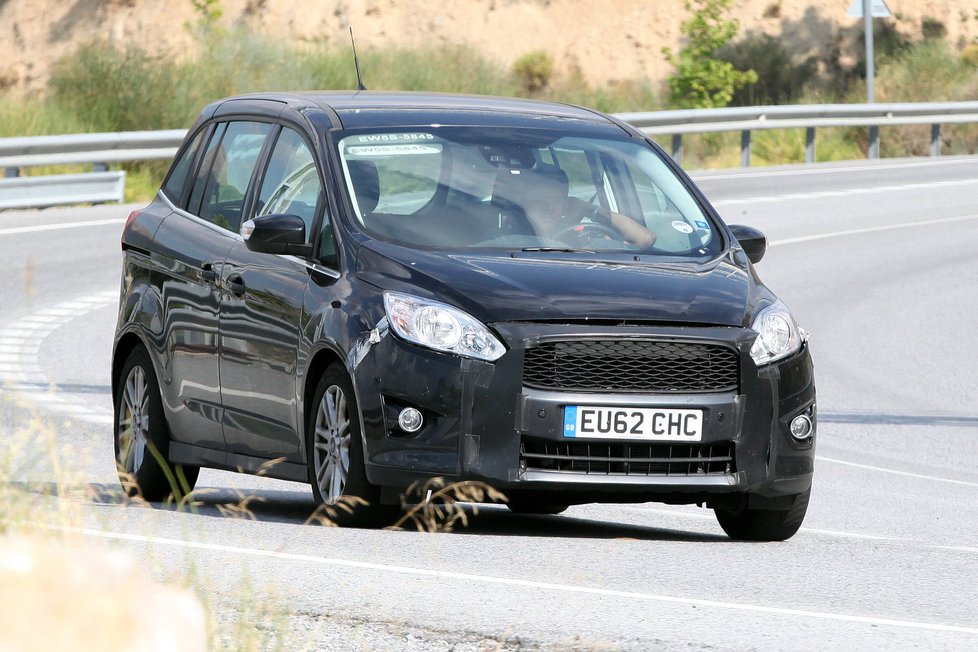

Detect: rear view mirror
[241,214,313,257]
[728,224,767,264]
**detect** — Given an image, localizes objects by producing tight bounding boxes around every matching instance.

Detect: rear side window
[188,121,273,232]
[162,129,205,206]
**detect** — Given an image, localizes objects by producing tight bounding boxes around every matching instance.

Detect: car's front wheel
[713,489,810,541]
[307,364,397,527]
[114,346,199,502]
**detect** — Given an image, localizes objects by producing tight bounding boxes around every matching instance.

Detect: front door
[219,127,324,459]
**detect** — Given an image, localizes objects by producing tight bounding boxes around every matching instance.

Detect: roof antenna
[349,27,367,92]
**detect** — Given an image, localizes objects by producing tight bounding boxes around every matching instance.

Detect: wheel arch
[301,345,346,449]
[112,331,150,400]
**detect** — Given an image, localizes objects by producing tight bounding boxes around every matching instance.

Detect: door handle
[199,262,218,283]
[226,274,246,297]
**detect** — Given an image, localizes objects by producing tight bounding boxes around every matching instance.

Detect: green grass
[4,28,978,201]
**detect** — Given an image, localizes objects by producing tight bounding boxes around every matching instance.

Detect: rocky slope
[2,0,976,93]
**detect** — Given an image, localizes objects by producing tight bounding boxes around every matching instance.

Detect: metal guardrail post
[671,134,683,165]
[805,127,816,163]
[931,124,942,156]
[93,162,109,172]
[4,167,18,178]
[868,126,880,159]
[740,130,751,167]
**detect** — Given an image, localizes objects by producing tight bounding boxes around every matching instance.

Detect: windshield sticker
[694,220,710,231]
[346,144,443,157]
[672,220,694,234]
[350,133,436,144]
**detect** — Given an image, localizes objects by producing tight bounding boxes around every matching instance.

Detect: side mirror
[241,214,313,257]
[728,224,767,264]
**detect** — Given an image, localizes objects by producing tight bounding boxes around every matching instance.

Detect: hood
[356,242,754,327]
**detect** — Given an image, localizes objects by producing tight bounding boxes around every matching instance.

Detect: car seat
[346,159,381,218]
[490,164,569,236]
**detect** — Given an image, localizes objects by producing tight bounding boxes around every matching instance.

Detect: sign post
[848,0,891,157]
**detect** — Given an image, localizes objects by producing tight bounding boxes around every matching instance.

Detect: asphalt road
[1,156,977,650]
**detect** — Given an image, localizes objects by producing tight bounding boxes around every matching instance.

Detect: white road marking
[0,218,125,236]
[818,456,978,488]
[691,156,978,181]
[0,289,117,424]
[712,177,978,206]
[56,524,978,636]
[769,213,978,247]
[938,545,978,554]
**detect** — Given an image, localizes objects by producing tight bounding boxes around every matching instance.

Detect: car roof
[215,91,628,132]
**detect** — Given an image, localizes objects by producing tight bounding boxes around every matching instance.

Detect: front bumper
[354,322,815,505]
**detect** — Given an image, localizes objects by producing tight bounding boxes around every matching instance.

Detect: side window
[162,129,205,207]
[622,159,678,224]
[257,128,322,241]
[620,157,714,252]
[188,122,227,217]
[546,147,611,207]
[189,121,272,232]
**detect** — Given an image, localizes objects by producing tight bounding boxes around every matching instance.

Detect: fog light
[398,407,423,433]
[789,414,813,441]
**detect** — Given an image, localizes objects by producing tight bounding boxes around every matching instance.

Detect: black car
[113,92,816,540]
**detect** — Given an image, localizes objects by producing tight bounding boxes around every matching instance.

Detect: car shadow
[69,481,728,543]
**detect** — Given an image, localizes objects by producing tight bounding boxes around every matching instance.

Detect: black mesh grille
[521,438,735,476]
[523,340,739,393]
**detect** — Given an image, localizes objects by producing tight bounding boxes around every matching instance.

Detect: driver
[493,165,656,248]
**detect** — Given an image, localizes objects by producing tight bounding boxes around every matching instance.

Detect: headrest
[346,159,381,216]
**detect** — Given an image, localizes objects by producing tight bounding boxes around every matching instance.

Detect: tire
[714,489,810,541]
[307,363,397,528]
[114,346,199,502]
[505,492,569,515]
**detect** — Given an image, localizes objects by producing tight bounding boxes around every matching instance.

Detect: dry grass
[0,384,524,650]
[391,477,507,533]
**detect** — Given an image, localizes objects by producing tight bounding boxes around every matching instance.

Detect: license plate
[563,406,703,442]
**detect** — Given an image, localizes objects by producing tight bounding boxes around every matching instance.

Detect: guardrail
[1,102,977,209]
[0,130,184,209]
[618,101,978,166]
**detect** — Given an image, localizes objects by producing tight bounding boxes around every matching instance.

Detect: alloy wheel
[314,384,351,503]
[118,365,149,474]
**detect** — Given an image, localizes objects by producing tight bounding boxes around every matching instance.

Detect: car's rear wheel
[713,489,810,541]
[505,492,569,515]
[114,347,199,502]
[307,364,397,527]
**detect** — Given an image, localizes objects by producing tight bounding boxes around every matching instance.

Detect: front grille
[523,340,739,393]
[521,438,735,476]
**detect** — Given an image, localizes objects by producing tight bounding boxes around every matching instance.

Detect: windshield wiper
[520,247,595,253]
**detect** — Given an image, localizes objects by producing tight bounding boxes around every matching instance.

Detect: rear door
[152,120,273,452]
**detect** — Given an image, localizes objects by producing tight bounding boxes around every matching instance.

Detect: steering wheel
[555,220,621,244]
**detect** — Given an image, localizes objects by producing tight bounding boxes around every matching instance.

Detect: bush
[48,41,189,132]
[864,40,978,156]
[512,50,555,94]
[718,32,817,105]
[961,43,978,68]
[662,0,757,108]
[921,18,946,41]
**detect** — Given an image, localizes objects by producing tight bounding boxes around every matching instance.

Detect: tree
[662,0,758,109]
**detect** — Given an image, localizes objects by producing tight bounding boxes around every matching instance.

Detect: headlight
[749,299,806,366]
[383,292,506,362]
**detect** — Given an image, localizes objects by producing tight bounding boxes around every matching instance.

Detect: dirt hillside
[2,0,977,93]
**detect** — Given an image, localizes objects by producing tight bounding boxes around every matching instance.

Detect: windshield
[336,127,721,257]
